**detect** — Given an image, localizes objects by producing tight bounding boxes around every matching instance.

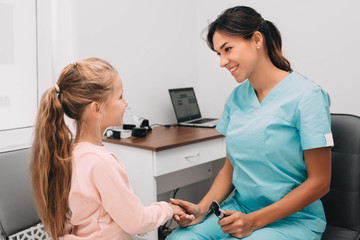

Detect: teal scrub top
[216,71,333,233]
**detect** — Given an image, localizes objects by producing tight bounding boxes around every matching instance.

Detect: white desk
[103,126,225,240]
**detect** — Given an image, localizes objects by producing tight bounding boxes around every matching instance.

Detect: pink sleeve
[90,155,173,235]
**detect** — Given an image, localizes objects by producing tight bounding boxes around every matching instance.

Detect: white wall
[196,0,360,118]
[1,0,359,152]
[43,0,360,128]
[70,0,199,125]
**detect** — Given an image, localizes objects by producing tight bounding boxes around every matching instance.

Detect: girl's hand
[168,203,186,217]
[170,198,205,227]
[218,210,256,238]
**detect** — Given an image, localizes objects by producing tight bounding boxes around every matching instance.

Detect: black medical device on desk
[105,120,151,139]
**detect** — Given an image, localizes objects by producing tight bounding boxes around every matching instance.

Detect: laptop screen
[169,87,202,122]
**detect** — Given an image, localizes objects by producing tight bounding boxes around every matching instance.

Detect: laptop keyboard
[188,118,216,124]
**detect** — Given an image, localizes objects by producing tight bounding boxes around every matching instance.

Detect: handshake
[168,199,226,228]
[165,198,255,239]
[168,199,196,226]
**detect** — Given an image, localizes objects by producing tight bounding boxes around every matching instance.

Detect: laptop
[168,87,218,128]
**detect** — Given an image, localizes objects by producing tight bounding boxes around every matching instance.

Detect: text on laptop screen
[169,88,201,122]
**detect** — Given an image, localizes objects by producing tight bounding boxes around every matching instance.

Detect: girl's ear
[89,102,102,118]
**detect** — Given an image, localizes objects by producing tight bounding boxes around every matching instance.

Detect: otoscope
[207,201,227,219]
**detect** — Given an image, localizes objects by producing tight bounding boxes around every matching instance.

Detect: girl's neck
[76,136,103,146]
[75,121,103,146]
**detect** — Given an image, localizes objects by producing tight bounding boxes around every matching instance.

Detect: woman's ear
[252,31,264,49]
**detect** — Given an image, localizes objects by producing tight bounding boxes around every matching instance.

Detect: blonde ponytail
[31,86,73,240]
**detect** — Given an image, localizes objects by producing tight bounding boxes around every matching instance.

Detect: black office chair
[321,114,360,240]
[0,148,49,240]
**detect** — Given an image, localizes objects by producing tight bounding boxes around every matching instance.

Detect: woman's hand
[218,210,255,238]
[170,198,206,227]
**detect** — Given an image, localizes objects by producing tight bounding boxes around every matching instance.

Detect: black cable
[172,188,179,199]
[158,188,180,239]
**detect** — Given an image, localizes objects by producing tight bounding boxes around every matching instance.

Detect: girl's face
[101,75,127,130]
[212,31,260,83]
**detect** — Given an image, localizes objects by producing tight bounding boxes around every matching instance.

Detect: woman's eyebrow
[219,42,229,50]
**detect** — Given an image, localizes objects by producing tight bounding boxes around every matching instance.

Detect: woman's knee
[166,227,207,240]
[166,214,225,240]
[165,227,188,240]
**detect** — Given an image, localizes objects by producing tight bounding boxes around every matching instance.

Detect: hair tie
[54,84,60,93]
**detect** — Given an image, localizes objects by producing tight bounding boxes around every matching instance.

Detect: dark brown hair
[31,57,117,240]
[207,6,292,72]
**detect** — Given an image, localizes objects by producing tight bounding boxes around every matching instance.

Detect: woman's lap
[166,197,322,240]
[166,197,238,240]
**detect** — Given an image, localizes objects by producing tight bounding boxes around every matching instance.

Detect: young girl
[31,58,184,240]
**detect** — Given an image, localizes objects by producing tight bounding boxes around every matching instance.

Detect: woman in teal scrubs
[167,6,333,240]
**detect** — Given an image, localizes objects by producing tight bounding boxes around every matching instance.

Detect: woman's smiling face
[212,31,260,83]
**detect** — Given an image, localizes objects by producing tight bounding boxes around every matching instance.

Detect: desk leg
[104,143,158,240]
